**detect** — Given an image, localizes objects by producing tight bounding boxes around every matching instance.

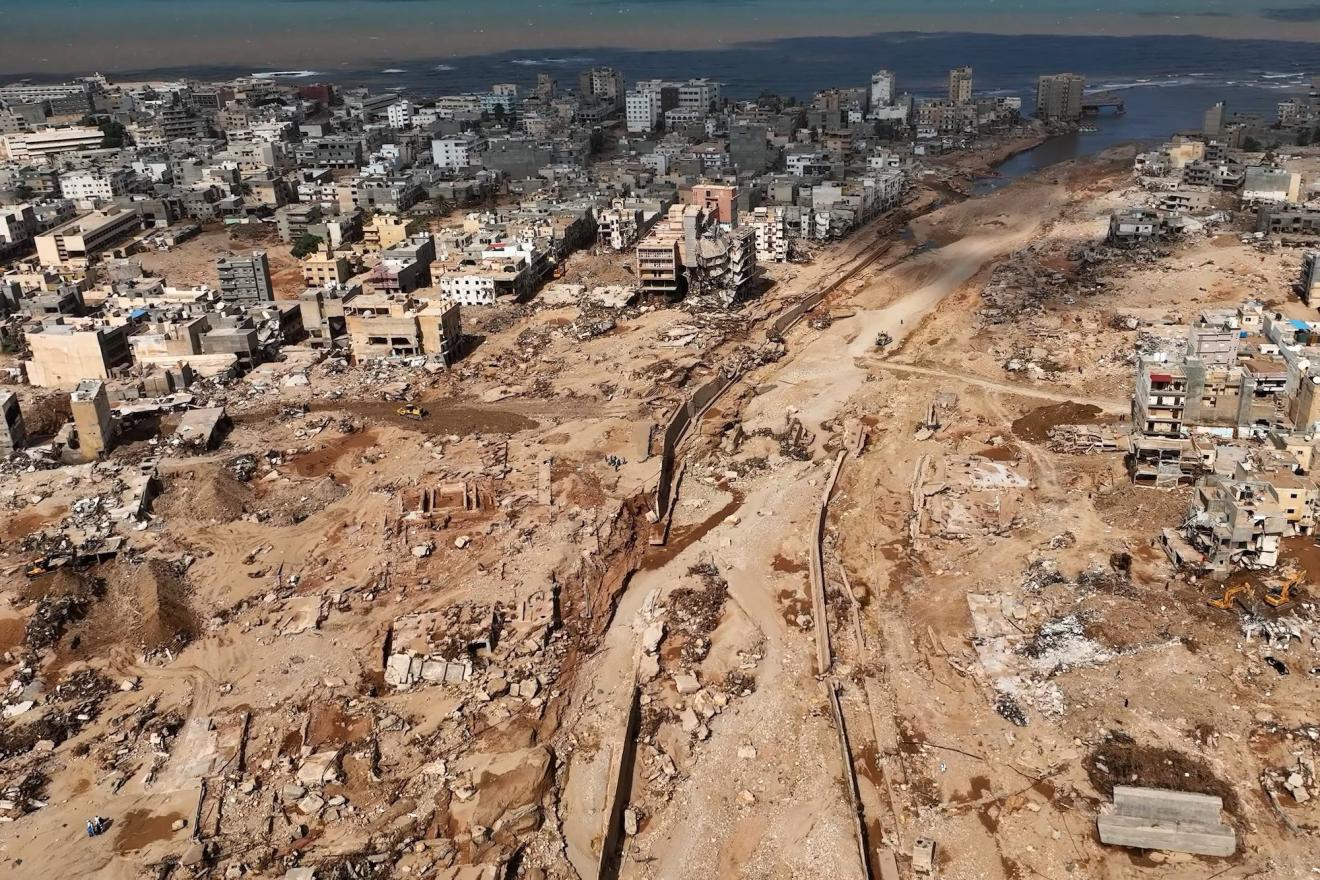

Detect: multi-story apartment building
[625,90,660,134]
[302,248,352,287]
[677,78,721,111]
[948,66,973,105]
[387,100,414,129]
[869,70,897,113]
[431,134,486,170]
[294,137,363,169]
[216,251,273,305]
[750,207,789,263]
[1035,73,1086,121]
[578,67,625,109]
[59,168,136,204]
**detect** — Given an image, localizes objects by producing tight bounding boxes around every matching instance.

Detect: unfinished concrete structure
[0,390,24,454]
[70,379,115,460]
[1128,435,1208,488]
[1098,786,1236,857]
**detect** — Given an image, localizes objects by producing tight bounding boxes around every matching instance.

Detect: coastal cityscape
[2,5,1320,880]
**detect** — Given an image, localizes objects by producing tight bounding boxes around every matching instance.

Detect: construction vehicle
[1207,582,1253,611]
[25,556,57,578]
[1264,573,1302,609]
[396,404,428,421]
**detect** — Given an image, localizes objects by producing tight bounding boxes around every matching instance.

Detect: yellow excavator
[1207,582,1253,611]
[1264,572,1303,609]
[396,403,428,421]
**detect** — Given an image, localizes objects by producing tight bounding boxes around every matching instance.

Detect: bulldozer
[396,404,428,421]
[1207,582,1253,611]
[1264,572,1303,609]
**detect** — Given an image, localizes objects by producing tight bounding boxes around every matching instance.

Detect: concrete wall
[26,331,111,388]
[595,681,642,880]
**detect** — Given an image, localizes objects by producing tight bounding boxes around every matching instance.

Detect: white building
[431,134,486,170]
[480,91,518,115]
[386,100,414,129]
[1,126,104,162]
[434,94,484,115]
[625,90,660,133]
[787,152,832,177]
[677,78,721,111]
[440,273,498,306]
[868,150,903,171]
[664,109,701,128]
[59,168,134,204]
[641,152,669,176]
[750,206,789,263]
[869,70,896,111]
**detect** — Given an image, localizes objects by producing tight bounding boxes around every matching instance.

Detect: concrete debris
[1097,786,1236,857]
[672,672,700,695]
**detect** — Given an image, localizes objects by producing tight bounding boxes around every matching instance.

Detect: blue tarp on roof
[129,308,148,319]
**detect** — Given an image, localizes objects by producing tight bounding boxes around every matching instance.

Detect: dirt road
[563,174,1093,876]
[867,361,1129,415]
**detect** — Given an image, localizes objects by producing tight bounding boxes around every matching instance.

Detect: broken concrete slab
[1098,786,1236,858]
[672,672,700,695]
[1097,814,1236,857]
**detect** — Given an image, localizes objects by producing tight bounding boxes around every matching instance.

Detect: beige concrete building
[24,323,131,388]
[35,208,142,269]
[948,66,973,105]
[302,248,352,287]
[1,126,104,162]
[364,215,421,250]
[345,299,462,364]
[70,379,115,460]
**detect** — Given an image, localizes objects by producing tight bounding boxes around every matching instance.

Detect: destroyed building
[1164,475,1286,575]
[634,203,760,303]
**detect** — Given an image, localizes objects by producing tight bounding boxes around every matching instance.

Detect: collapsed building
[1162,476,1286,576]
[1131,302,1320,574]
[635,203,759,304]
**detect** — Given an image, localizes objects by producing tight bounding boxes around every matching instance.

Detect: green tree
[291,233,324,259]
[1299,129,1313,147]
[1241,135,1263,152]
[82,115,127,148]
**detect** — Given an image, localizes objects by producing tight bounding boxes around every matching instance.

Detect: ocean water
[10,1,1320,74]
[29,31,1317,110]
